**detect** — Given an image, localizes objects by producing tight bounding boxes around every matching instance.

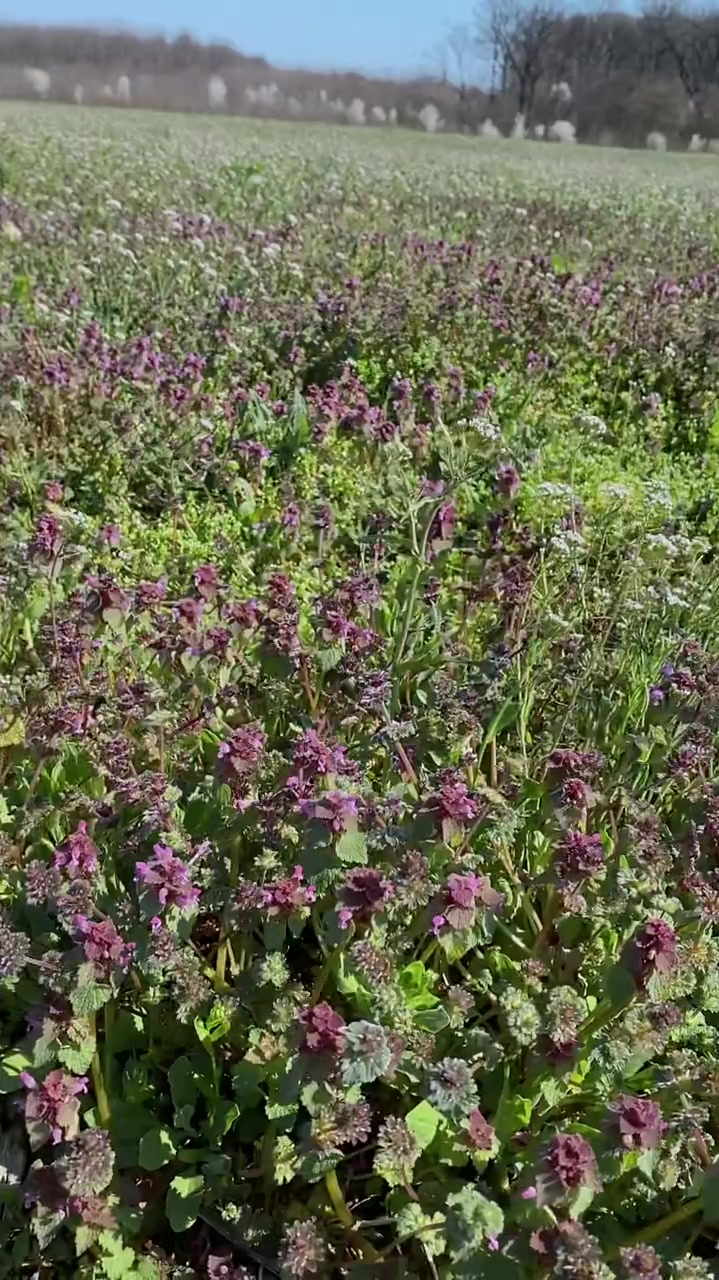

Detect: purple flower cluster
[135,843,200,912]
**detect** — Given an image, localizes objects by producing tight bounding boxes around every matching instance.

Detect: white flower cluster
[536,481,578,501]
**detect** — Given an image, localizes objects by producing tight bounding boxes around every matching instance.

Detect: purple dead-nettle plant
[427,1057,479,1117]
[52,822,99,879]
[337,867,393,928]
[608,1095,667,1151]
[298,789,360,833]
[20,1069,88,1147]
[134,842,201,913]
[73,916,134,978]
[265,866,317,918]
[540,1132,600,1202]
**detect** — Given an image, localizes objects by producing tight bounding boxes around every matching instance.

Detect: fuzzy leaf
[58,1036,96,1076]
[75,1223,100,1255]
[71,962,111,1018]
[336,830,368,864]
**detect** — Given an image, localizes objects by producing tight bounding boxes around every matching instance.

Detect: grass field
[2,103,719,1279]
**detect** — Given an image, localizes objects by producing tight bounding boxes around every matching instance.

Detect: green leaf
[138,1125,177,1171]
[315,646,343,673]
[414,1006,450,1032]
[702,1165,719,1225]
[494,1091,532,1143]
[206,1100,239,1146]
[166,1174,205,1232]
[75,1223,99,1255]
[405,1101,441,1151]
[0,1048,32,1093]
[71,962,111,1017]
[569,1184,596,1219]
[231,1059,265,1111]
[399,961,439,1010]
[58,1036,96,1075]
[103,1246,137,1279]
[335,830,368,864]
[169,1056,198,1111]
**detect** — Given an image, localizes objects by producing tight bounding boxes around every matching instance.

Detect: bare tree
[644,1,719,133]
[475,0,564,119]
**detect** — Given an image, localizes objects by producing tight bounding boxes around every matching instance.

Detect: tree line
[3,13,719,147]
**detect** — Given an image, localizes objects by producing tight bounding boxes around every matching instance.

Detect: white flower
[550,529,586,556]
[574,412,607,436]
[600,482,632,500]
[537,481,578,501]
[643,481,673,512]
[645,533,678,556]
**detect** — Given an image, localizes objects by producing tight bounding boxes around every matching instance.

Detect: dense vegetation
[2,106,719,1279]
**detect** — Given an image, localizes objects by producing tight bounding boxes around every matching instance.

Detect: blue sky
[4,0,474,75]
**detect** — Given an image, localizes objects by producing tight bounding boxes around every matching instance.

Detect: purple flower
[429,778,483,833]
[21,1069,88,1147]
[430,501,456,552]
[627,919,678,989]
[193,564,220,599]
[337,868,392,928]
[299,1002,346,1055]
[288,729,352,793]
[206,1254,252,1280]
[610,1095,666,1151]
[217,724,266,802]
[282,502,301,531]
[136,578,167,606]
[619,1245,663,1279]
[226,598,260,630]
[559,777,594,809]
[280,1219,327,1278]
[466,1108,497,1151]
[420,478,445,498]
[44,481,64,504]
[299,790,359,833]
[555,830,605,881]
[547,748,605,781]
[29,513,64,560]
[443,872,503,930]
[545,1132,598,1191]
[496,463,521,498]
[74,915,134,978]
[53,822,99,879]
[98,524,121,548]
[135,843,200,912]
[266,866,316,917]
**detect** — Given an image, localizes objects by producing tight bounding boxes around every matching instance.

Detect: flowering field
[2,104,719,1280]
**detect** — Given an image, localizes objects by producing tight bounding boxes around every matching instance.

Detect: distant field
[1,103,719,1279]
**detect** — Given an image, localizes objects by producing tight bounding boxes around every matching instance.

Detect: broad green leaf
[166,1174,205,1232]
[494,1092,532,1142]
[0,1048,32,1093]
[169,1056,198,1110]
[335,830,368,864]
[138,1125,177,1171]
[405,1101,441,1151]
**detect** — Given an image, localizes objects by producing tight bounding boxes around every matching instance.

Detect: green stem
[89,1011,112,1128]
[216,837,242,989]
[324,1169,382,1263]
[494,917,533,956]
[617,1198,701,1250]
